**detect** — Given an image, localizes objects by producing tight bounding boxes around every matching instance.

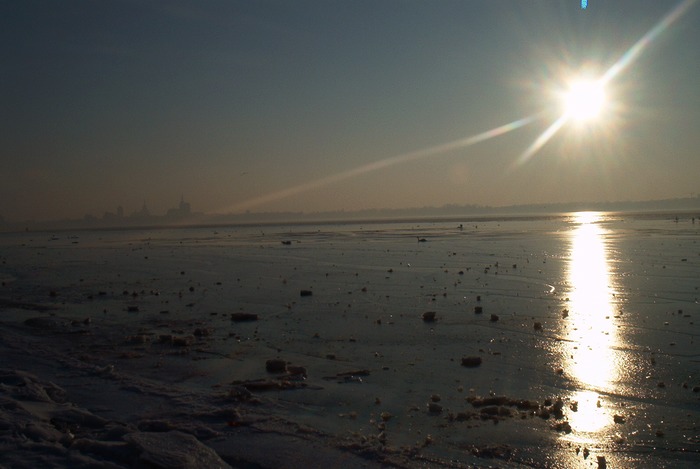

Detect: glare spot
[563,80,606,122]
[563,212,620,434]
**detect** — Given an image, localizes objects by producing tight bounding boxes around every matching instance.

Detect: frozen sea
[0,211,698,468]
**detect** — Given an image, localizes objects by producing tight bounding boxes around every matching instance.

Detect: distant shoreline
[2,204,699,235]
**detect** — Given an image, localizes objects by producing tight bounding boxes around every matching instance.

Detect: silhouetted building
[165,197,192,219]
[103,205,125,222]
[131,202,151,219]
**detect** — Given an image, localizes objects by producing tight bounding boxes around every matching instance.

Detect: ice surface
[0,213,698,467]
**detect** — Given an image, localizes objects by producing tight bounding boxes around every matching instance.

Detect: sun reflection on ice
[564,212,621,434]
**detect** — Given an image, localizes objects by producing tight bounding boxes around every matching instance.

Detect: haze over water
[2,1,700,222]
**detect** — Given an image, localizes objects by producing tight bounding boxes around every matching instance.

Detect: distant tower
[117,205,124,218]
[179,195,191,215]
[138,201,150,217]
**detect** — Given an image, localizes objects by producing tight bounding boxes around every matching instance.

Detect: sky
[2,0,699,222]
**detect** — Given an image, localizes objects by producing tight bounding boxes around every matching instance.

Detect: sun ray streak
[217,114,539,213]
[602,0,697,84]
[515,114,568,166]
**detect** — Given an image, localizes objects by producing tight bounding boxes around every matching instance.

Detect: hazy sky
[2,0,699,222]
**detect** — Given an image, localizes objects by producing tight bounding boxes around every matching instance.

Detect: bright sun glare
[219,0,697,213]
[563,79,606,122]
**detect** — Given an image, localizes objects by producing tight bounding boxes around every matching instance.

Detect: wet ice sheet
[0,213,698,468]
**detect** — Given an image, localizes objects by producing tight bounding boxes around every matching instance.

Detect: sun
[562,78,606,122]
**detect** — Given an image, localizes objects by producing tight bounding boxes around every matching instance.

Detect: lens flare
[217,114,539,214]
[215,0,696,214]
[515,0,696,166]
[602,0,697,85]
